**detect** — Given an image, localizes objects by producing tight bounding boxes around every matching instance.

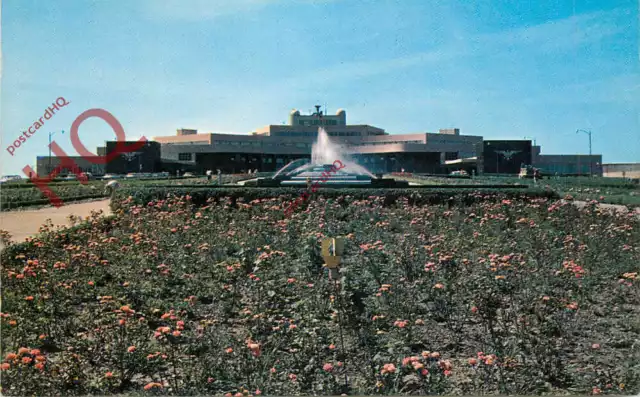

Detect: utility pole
[576,129,593,176]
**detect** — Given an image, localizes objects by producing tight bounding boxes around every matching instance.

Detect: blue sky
[1,0,639,175]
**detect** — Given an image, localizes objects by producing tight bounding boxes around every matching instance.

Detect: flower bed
[0,190,638,396]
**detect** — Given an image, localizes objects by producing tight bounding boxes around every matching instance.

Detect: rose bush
[1,189,638,395]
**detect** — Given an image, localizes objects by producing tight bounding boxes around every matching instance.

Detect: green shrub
[110,186,559,213]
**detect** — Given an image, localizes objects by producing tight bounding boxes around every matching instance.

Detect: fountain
[245,128,408,188]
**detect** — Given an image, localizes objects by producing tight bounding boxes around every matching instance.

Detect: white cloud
[269,7,631,89]
[476,8,630,52]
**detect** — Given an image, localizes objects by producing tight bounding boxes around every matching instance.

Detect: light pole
[576,129,593,176]
[48,130,65,174]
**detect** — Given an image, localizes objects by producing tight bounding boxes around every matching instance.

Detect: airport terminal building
[35,106,603,177]
[153,106,601,176]
[154,107,486,174]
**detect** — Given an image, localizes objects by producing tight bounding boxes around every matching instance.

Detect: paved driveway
[0,199,112,244]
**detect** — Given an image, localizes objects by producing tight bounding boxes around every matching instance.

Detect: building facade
[104,141,162,174]
[32,106,607,177]
[482,140,533,174]
[36,156,106,177]
[532,146,603,176]
[602,163,640,179]
[154,108,484,174]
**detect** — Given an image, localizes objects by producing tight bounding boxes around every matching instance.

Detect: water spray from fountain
[276,127,375,178]
[312,128,375,177]
[246,126,407,187]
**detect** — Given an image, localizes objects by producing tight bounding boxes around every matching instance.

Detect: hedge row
[111,186,559,212]
[0,194,108,211]
[127,183,530,190]
[0,180,104,189]
[0,173,272,190]
[0,177,184,189]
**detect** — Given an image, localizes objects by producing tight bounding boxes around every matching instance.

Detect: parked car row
[0,175,24,184]
[104,172,172,180]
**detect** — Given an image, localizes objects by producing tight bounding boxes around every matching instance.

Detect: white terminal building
[152,106,602,176]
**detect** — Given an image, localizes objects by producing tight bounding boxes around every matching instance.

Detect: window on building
[178,153,192,161]
[445,152,459,161]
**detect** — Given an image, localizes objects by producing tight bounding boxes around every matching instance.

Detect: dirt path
[0,199,112,244]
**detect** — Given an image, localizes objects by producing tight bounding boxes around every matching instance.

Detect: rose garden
[0,179,638,395]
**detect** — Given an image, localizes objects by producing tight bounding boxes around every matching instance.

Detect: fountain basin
[244,175,409,188]
[244,128,408,188]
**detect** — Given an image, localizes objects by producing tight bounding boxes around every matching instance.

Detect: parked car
[183,172,195,177]
[519,166,545,179]
[0,175,23,184]
[102,174,122,180]
[449,170,469,177]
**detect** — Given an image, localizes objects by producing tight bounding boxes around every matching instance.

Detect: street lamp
[576,129,593,176]
[48,130,65,173]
